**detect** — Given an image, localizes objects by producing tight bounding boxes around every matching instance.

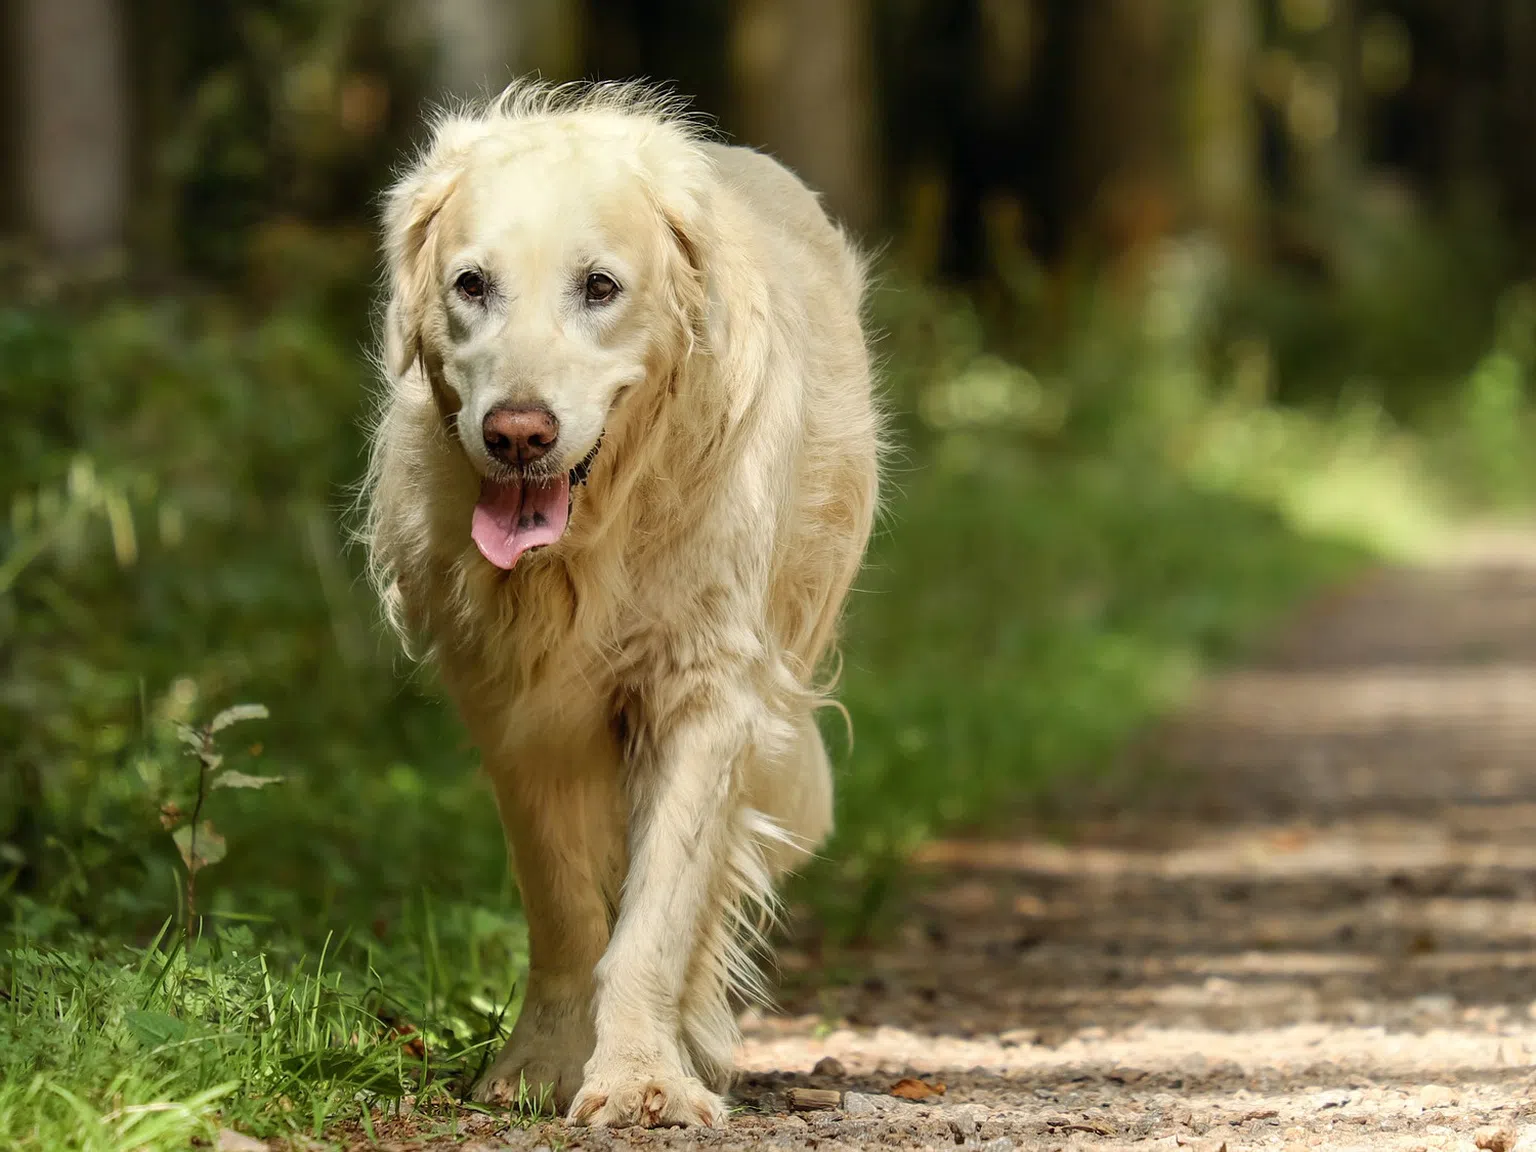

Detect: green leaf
[211,770,284,790]
[124,1009,188,1047]
[209,703,269,733]
[171,821,227,872]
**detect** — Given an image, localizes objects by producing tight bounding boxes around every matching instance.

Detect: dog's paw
[472,1035,588,1114]
[567,1069,728,1129]
[471,1059,576,1114]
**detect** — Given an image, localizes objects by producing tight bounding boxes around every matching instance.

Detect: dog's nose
[482,405,559,466]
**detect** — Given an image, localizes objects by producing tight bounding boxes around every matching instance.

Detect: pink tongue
[470,474,571,569]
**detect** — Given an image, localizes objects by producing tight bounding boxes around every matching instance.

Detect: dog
[364,81,880,1128]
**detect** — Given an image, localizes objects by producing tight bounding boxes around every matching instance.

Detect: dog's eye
[584,272,620,305]
[456,270,487,302]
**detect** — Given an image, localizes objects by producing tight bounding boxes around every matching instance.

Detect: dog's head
[382,84,711,570]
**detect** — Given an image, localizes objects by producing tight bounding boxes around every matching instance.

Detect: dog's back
[702,142,881,685]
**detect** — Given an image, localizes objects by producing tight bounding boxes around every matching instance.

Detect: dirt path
[387,529,1536,1151]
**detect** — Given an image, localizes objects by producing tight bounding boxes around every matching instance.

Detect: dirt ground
[347,528,1536,1152]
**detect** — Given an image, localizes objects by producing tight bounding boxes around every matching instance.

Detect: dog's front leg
[474,761,625,1113]
[568,686,756,1129]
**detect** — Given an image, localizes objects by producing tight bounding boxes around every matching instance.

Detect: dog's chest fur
[426,542,691,774]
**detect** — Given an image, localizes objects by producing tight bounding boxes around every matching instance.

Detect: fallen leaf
[1266,827,1312,852]
[889,1077,945,1100]
[392,1021,426,1060]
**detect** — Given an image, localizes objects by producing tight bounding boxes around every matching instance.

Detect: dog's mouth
[470,438,602,570]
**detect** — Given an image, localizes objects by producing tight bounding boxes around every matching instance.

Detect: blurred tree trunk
[18,0,128,259]
[1185,0,1260,257]
[730,0,878,233]
[425,0,583,101]
[0,0,16,235]
[1501,0,1536,232]
[126,0,184,282]
[1066,0,1177,268]
[1298,0,1365,218]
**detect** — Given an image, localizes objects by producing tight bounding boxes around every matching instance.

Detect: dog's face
[389,121,705,569]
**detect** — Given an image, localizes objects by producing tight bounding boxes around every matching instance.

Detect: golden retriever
[364,80,879,1128]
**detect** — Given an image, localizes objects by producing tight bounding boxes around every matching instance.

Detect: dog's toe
[569,1071,727,1128]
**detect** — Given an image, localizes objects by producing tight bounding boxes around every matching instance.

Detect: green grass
[4,236,1535,1145]
[0,915,545,1150]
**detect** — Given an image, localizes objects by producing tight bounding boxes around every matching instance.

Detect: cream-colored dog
[363,82,880,1128]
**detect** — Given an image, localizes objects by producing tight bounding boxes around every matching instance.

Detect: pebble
[811,1055,846,1079]
[980,1139,1015,1152]
[216,1131,268,1152]
[842,1091,880,1117]
[947,1103,987,1138]
[1418,1084,1458,1108]
[1476,1127,1516,1152]
[1313,1089,1351,1110]
[1413,994,1457,1017]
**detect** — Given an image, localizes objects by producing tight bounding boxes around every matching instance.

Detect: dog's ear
[382,118,488,377]
[382,164,458,378]
[644,146,716,363]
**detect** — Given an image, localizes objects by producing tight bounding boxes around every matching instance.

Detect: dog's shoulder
[702,142,866,308]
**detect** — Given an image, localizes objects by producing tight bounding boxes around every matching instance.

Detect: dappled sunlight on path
[391,527,1536,1149]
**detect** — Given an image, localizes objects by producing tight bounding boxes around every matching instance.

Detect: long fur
[363,79,881,1127]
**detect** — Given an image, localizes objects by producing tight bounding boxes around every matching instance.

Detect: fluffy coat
[364,81,880,1127]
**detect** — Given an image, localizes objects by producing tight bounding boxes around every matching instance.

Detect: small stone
[980,1139,1015,1152]
[1314,1089,1350,1110]
[1511,1125,1536,1151]
[1418,1085,1457,1108]
[999,1027,1037,1046]
[812,1056,847,1079]
[216,1131,268,1152]
[947,1103,985,1138]
[1413,994,1456,1017]
[842,1091,880,1117]
[1477,1127,1516,1152]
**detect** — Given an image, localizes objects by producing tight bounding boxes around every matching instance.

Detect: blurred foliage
[5,216,1536,1148]
[5,209,1533,940]
[8,1,1536,1141]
